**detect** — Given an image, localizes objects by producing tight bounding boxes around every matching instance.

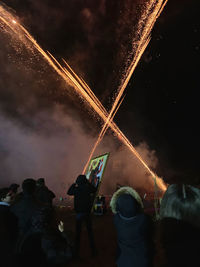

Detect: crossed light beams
[0,0,168,191]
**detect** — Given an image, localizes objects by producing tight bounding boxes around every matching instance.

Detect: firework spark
[82,0,168,191]
[0,2,167,191]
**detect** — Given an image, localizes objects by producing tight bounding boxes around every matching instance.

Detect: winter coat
[67,175,96,213]
[110,186,154,267]
[10,193,46,235]
[41,230,73,265]
[35,185,55,207]
[15,209,73,267]
[0,203,18,266]
[0,203,18,240]
[154,218,200,267]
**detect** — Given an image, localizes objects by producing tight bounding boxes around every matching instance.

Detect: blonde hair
[160,184,200,228]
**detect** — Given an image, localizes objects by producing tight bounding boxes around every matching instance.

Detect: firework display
[0,1,168,192]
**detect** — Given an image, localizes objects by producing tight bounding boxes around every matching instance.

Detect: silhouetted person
[9,183,19,195]
[35,178,55,207]
[0,187,18,266]
[41,218,73,266]
[16,208,73,267]
[10,178,46,235]
[67,174,97,258]
[154,184,200,267]
[110,186,154,267]
[9,183,21,204]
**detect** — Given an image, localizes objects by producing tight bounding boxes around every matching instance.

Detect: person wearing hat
[110,186,154,267]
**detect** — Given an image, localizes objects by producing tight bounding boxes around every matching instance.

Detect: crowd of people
[0,175,200,267]
[0,178,72,267]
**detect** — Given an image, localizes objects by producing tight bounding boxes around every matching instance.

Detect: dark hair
[9,183,19,193]
[160,184,200,228]
[22,178,36,194]
[76,175,87,185]
[37,178,45,186]
[0,187,10,200]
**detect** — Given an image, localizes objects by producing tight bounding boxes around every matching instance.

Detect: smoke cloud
[0,2,161,200]
[0,107,159,197]
[0,106,95,196]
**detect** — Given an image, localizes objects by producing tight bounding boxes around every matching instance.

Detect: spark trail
[83,0,168,191]
[0,2,167,191]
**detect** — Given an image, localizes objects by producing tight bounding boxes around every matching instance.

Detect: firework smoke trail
[62,55,162,186]
[82,0,168,190]
[81,37,151,173]
[62,54,160,185]
[82,94,126,175]
[0,2,166,191]
[63,51,166,192]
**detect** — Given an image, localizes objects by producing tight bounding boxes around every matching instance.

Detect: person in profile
[35,178,55,207]
[154,184,200,267]
[110,186,154,267]
[67,174,97,258]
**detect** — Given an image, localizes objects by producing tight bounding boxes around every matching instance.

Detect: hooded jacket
[67,175,96,213]
[110,186,153,267]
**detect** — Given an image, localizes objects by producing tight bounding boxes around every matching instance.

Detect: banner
[85,152,109,189]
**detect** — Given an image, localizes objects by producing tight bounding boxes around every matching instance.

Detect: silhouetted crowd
[0,178,72,267]
[0,175,200,267]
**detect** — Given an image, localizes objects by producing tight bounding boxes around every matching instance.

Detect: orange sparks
[0,2,168,191]
[82,0,168,191]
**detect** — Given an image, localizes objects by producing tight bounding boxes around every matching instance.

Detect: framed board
[85,152,109,189]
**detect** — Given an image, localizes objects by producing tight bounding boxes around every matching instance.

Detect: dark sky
[121,0,200,183]
[113,0,200,184]
[1,0,200,185]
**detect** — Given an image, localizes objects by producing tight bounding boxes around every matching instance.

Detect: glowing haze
[0,1,167,197]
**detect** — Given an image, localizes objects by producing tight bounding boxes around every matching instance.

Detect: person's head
[36,178,45,187]
[160,184,200,228]
[22,178,36,195]
[9,183,19,194]
[110,186,144,218]
[76,174,87,185]
[0,188,12,203]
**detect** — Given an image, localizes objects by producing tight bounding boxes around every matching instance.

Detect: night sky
[116,0,200,184]
[1,0,200,185]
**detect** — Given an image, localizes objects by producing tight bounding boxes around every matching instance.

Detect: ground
[55,199,157,267]
[55,207,118,267]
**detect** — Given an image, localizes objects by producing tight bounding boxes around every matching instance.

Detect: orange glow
[0,1,168,192]
[82,0,168,191]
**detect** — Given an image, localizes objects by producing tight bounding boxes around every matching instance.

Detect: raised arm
[67,183,76,195]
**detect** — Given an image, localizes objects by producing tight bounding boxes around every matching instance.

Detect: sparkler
[0,1,167,191]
